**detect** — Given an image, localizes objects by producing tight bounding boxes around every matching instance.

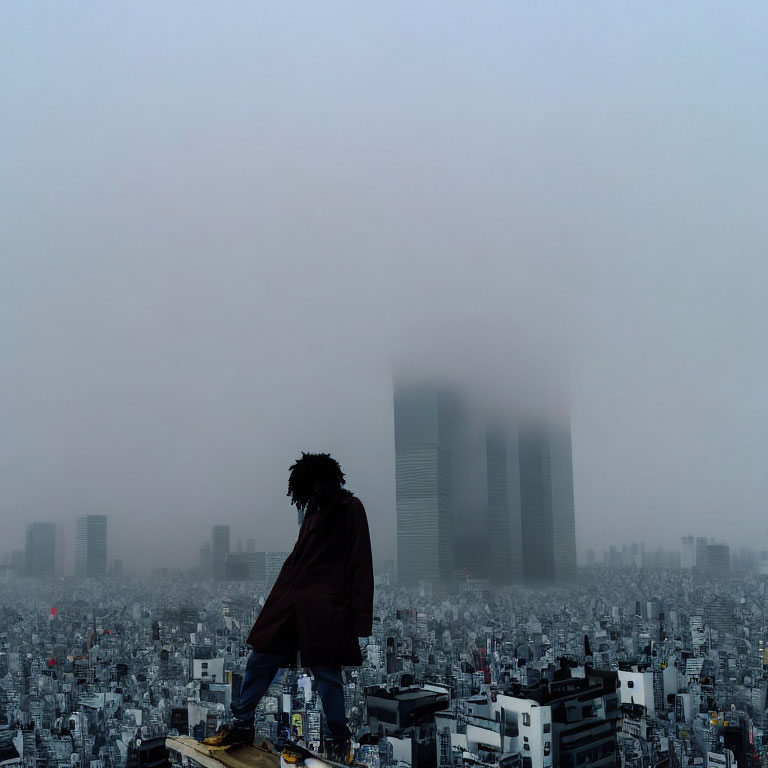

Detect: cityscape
[4,2,767,768]
[3,382,768,767]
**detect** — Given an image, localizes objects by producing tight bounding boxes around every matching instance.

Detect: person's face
[310,475,338,507]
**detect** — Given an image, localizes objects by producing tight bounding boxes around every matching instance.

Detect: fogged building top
[24,522,56,577]
[394,381,576,588]
[75,515,107,578]
[394,387,456,586]
[518,423,577,585]
[211,525,230,581]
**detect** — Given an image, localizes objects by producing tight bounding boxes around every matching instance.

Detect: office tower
[707,543,730,579]
[225,551,266,581]
[75,515,108,578]
[394,386,455,585]
[695,537,709,576]
[681,536,695,570]
[518,423,577,586]
[113,558,123,579]
[24,522,56,577]
[246,538,256,553]
[486,424,523,585]
[549,425,577,583]
[439,394,488,577]
[211,526,230,581]
[586,549,595,567]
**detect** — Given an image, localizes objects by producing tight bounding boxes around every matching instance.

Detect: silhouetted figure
[204,453,373,760]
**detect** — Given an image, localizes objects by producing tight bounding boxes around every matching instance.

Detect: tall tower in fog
[486,426,523,585]
[75,515,108,578]
[211,525,230,581]
[394,386,455,585]
[25,522,56,577]
[518,423,577,585]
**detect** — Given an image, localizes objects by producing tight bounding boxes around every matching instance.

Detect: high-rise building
[695,537,709,576]
[24,522,56,577]
[211,526,230,581]
[225,551,266,581]
[518,423,577,586]
[394,386,455,585]
[681,536,695,570]
[486,424,523,585]
[75,515,108,578]
[549,425,577,584]
[707,543,730,579]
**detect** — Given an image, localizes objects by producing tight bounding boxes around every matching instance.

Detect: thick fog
[2,3,767,573]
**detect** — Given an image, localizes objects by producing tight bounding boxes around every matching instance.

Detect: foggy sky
[2,2,767,573]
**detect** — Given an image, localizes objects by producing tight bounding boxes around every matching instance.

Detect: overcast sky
[2,2,767,574]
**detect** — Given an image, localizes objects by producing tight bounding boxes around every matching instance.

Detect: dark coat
[246,492,373,668]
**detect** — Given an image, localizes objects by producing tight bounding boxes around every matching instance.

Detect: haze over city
[2,2,767,573]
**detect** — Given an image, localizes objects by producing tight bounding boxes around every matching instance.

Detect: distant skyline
[2,2,768,571]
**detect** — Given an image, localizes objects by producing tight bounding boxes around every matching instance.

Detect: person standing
[204,453,374,761]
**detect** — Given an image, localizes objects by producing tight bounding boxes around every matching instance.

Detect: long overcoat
[246,491,373,668]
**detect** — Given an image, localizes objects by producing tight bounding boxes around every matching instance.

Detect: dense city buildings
[2,556,768,768]
[74,515,108,578]
[24,522,56,577]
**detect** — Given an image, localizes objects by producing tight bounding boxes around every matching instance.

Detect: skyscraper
[394,385,455,585]
[211,525,230,581]
[707,543,730,579]
[24,522,56,577]
[695,537,709,577]
[394,379,577,587]
[550,425,577,584]
[681,536,695,569]
[518,423,577,586]
[486,425,523,585]
[75,515,108,578]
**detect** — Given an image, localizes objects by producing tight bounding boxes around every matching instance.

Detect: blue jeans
[231,650,351,740]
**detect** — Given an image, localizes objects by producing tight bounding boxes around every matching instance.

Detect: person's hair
[287,452,348,513]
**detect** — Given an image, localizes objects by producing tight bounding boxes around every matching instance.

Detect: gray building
[695,536,709,576]
[486,424,523,585]
[24,522,56,577]
[707,543,730,579]
[211,525,230,581]
[75,515,108,578]
[225,551,266,581]
[518,423,577,586]
[394,385,456,585]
